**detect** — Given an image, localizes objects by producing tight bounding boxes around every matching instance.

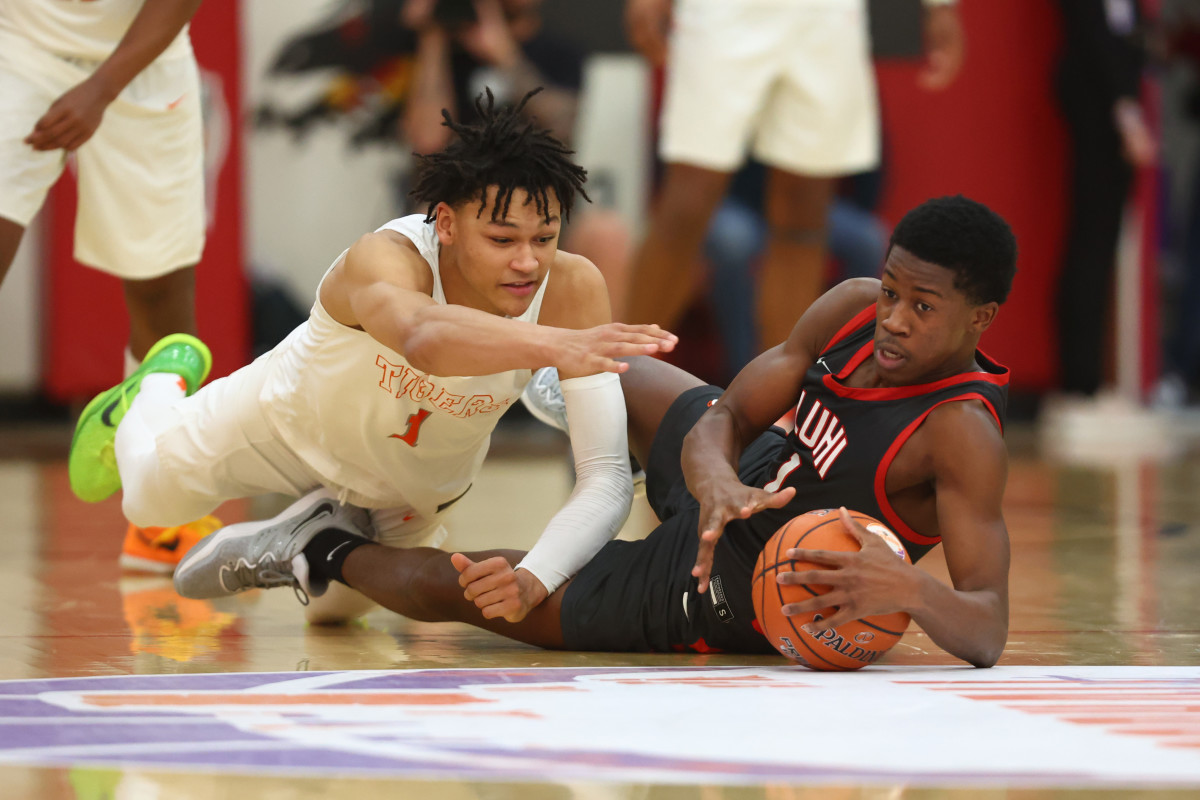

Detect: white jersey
[0,0,193,63]
[259,215,550,518]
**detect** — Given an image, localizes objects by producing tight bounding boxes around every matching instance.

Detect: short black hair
[888,195,1017,305]
[409,88,589,224]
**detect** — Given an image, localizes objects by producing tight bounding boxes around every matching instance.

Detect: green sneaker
[68,334,212,503]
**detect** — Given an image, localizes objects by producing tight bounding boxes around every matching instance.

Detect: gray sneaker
[173,489,374,604]
[521,367,568,433]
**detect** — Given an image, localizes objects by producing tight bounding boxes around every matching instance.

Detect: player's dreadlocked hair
[409,88,589,224]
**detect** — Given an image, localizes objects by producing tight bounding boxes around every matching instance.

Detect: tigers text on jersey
[258,215,549,519]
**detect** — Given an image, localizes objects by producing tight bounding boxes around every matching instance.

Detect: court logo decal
[0,666,1198,785]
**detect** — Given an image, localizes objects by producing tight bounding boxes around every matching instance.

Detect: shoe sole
[118,553,178,574]
[173,490,341,592]
[521,392,568,434]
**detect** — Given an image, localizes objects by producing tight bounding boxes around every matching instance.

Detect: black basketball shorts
[559,385,783,654]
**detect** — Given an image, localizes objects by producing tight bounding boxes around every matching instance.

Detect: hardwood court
[0,414,1198,798]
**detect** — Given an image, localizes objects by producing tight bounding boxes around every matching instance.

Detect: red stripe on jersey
[873,392,1004,548]
[823,343,1010,401]
[823,304,877,353]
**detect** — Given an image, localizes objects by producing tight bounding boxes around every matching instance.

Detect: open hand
[692,481,796,593]
[556,323,677,375]
[450,552,548,622]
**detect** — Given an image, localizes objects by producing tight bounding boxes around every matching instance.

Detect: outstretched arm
[683,279,881,591]
[325,231,676,377]
[26,0,204,151]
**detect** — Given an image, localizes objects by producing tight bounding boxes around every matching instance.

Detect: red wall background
[875,0,1069,393]
[43,0,247,403]
[40,0,1149,400]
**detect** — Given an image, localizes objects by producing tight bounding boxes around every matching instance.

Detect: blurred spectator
[620,0,964,353]
[0,0,221,570]
[1158,3,1200,404]
[703,159,888,382]
[1053,0,1155,398]
[399,0,633,308]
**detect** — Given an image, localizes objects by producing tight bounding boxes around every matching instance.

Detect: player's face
[872,246,997,385]
[435,187,562,317]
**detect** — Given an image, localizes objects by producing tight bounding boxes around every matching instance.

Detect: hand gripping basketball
[752,507,913,670]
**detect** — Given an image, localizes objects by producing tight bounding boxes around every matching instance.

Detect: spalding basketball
[752,509,912,671]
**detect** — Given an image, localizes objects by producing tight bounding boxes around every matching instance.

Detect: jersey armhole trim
[873,392,1002,548]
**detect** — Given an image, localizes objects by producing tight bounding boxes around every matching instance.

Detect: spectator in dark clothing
[1054,0,1156,397]
[399,0,632,313]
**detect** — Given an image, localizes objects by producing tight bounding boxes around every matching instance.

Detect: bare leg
[122,266,198,360]
[616,355,707,468]
[756,169,835,350]
[0,217,25,289]
[341,545,569,648]
[623,163,732,326]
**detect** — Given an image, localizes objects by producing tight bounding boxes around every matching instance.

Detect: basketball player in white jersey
[0,0,213,570]
[70,90,677,625]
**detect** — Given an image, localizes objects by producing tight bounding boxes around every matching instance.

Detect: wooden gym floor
[0,411,1198,798]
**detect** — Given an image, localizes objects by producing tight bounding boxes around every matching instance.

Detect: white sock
[115,373,185,459]
[137,371,188,404]
[123,347,140,379]
[116,373,188,527]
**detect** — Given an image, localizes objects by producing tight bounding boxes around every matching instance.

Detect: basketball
[752,509,912,671]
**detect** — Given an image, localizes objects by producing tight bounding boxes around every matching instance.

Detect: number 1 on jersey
[764,453,801,493]
[390,408,432,447]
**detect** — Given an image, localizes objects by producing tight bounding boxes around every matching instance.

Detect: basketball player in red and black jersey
[189,195,1017,668]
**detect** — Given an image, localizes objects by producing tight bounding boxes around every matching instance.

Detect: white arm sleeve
[515,371,633,594]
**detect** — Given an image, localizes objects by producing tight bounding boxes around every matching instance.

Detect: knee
[118,449,211,528]
[705,202,767,270]
[120,471,187,528]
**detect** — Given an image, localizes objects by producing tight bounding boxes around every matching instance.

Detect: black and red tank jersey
[744,303,1009,563]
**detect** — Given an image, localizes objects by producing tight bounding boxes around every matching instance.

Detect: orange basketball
[752,508,912,671]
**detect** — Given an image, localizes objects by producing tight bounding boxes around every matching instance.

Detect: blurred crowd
[8,0,1200,411]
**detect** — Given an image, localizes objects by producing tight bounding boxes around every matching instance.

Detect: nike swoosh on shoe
[296,503,335,530]
[99,395,123,428]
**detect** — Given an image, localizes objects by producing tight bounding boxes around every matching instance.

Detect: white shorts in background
[659,0,879,176]
[0,30,205,278]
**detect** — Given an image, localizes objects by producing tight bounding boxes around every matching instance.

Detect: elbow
[967,651,1002,669]
[965,633,1008,669]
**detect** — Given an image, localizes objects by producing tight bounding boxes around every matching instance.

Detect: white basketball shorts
[0,30,205,278]
[658,0,880,176]
[121,349,449,552]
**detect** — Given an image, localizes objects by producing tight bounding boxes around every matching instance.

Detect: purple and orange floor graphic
[0,666,1197,787]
